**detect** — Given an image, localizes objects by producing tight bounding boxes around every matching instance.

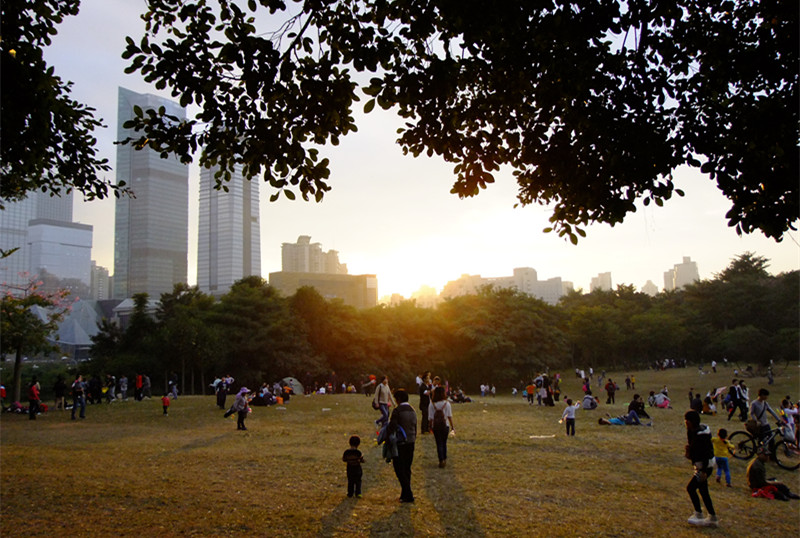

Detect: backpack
[433,403,447,431]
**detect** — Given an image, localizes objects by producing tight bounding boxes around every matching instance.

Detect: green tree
[1,277,72,401]
[213,276,316,386]
[122,0,797,241]
[0,1,120,206]
[156,284,219,395]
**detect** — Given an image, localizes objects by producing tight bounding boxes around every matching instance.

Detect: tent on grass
[282,377,303,395]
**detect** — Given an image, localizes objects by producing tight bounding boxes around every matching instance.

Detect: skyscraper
[113,87,189,299]
[0,191,86,292]
[197,166,261,295]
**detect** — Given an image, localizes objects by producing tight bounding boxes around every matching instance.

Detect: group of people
[522,373,561,406]
[684,386,799,528]
[354,373,457,503]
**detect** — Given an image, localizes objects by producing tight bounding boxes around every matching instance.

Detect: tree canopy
[120,0,797,242]
[0,1,122,207]
[3,1,797,241]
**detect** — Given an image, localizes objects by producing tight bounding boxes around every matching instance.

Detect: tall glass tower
[113,87,189,299]
[197,165,261,295]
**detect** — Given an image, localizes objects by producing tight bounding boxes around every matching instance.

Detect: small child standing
[712,428,735,487]
[342,435,365,498]
[561,398,581,436]
[161,394,170,416]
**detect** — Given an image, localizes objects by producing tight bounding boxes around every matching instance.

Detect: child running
[561,398,581,436]
[342,435,365,498]
[712,428,735,487]
[161,393,170,416]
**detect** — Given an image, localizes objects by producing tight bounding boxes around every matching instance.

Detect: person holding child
[342,435,365,498]
[684,410,718,528]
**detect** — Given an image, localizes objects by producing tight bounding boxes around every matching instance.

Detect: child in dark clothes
[342,435,365,498]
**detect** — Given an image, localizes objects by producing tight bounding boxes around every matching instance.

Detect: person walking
[684,410,718,527]
[71,374,86,420]
[373,376,396,430]
[342,435,365,498]
[389,389,417,503]
[232,387,251,430]
[428,386,454,467]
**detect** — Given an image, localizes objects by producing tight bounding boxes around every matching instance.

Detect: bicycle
[729,422,800,471]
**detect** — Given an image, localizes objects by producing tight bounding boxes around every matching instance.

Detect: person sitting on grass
[628,394,650,419]
[597,410,651,426]
[581,391,599,410]
[746,446,800,501]
[648,390,672,409]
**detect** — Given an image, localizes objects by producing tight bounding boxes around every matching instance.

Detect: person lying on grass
[598,410,652,426]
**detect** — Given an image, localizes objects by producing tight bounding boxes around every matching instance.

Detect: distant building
[410,285,441,309]
[28,219,92,286]
[590,272,613,292]
[641,280,659,297]
[281,235,347,274]
[441,267,569,305]
[269,271,377,309]
[0,191,91,293]
[113,87,189,299]
[197,165,261,295]
[91,261,111,300]
[664,256,700,291]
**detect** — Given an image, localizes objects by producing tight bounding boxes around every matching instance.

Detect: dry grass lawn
[2,366,799,536]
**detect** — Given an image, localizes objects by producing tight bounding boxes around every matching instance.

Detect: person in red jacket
[28,377,41,420]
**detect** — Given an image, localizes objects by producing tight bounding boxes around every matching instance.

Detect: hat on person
[238,387,250,394]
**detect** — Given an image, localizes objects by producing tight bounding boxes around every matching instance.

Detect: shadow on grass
[421,457,486,536]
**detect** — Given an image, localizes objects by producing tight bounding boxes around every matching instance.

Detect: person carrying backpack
[428,386,455,468]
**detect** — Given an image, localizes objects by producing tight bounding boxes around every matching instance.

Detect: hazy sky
[44,0,799,298]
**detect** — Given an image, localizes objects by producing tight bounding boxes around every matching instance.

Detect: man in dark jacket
[389,389,417,503]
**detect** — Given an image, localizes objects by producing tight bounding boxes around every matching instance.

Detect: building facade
[268,271,378,309]
[0,191,89,292]
[197,166,261,295]
[664,256,700,291]
[281,235,347,274]
[590,272,613,292]
[113,87,189,299]
[440,267,571,305]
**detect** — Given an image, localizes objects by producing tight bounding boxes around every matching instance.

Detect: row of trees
[77,254,797,395]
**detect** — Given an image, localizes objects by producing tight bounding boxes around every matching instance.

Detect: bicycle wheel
[729,431,756,460]
[773,441,800,471]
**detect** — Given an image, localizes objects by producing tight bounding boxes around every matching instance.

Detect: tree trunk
[12,346,23,403]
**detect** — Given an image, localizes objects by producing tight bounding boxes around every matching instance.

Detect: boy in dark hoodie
[684,410,718,527]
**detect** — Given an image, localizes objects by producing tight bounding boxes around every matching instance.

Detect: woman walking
[428,386,454,467]
[373,376,396,429]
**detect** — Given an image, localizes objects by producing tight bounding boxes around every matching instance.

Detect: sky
[44,0,799,299]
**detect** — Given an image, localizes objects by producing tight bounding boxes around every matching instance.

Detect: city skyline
[41,0,799,299]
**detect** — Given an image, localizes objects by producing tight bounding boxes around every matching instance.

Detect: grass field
[2,366,799,537]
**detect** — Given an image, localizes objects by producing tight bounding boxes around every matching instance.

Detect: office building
[664,256,700,291]
[590,272,613,292]
[113,87,189,299]
[268,271,378,309]
[281,235,347,274]
[197,166,261,295]
[0,191,87,292]
[91,261,111,300]
[440,267,571,305]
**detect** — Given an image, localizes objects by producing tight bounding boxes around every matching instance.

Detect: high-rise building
[281,235,347,274]
[197,166,261,295]
[91,261,111,300]
[0,191,85,292]
[113,87,189,299]
[664,256,700,291]
[440,267,570,305]
[590,272,612,292]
